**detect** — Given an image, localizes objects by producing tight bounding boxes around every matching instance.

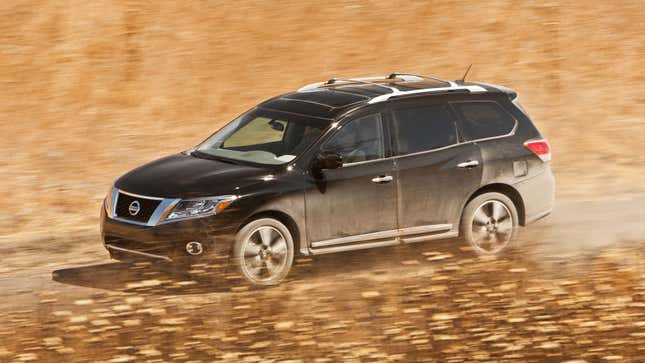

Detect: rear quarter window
[452,101,516,141]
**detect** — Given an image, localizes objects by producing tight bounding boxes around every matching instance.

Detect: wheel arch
[237,210,302,254]
[463,183,526,226]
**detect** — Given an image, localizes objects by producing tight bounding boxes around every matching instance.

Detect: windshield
[195,108,328,166]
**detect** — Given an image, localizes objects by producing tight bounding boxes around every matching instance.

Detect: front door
[305,113,399,253]
[389,100,483,242]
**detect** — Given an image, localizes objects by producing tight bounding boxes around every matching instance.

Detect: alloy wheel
[470,200,514,254]
[240,226,289,283]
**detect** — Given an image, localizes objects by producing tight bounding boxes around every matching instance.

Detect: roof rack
[324,78,398,92]
[298,77,398,93]
[297,73,487,103]
[386,72,454,86]
[367,85,486,104]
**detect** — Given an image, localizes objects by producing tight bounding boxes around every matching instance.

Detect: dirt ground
[1,197,644,362]
[1,1,644,362]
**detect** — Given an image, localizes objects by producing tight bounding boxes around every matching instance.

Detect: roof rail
[324,78,398,92]
[386,72,455,86]
[296,74,487,102]
[368,85,486,104]
[298,77,398,93]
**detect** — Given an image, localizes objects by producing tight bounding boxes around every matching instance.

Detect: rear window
[392,104,458,155]
[452,102,515,141]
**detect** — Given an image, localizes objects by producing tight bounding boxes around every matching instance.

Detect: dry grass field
[1,1,644,239]
[1,2,645,362]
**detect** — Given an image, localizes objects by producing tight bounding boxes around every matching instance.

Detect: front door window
[323,114,385,165]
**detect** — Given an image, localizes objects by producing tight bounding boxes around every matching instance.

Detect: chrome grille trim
[118,189,164,200]
[111,189,180,227]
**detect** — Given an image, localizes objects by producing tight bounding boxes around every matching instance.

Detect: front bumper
[100,206,239,263]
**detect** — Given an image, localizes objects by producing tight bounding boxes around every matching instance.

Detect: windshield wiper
[191,150,241,165]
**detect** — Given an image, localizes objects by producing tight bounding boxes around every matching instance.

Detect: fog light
[186,241,203,255]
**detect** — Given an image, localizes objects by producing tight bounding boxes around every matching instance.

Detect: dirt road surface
[1,196,643,362]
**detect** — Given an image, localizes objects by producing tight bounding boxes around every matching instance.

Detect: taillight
[524,139,551,162]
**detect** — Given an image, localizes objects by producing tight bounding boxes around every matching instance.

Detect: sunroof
[283,90,367,108]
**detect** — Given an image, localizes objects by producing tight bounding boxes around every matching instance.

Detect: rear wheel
[460,192,518,255]
[233,218,294,285]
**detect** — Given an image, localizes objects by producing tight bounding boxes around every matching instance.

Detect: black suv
[101,73,554,285]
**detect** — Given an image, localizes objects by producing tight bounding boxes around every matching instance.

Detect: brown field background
[1,0,644,242]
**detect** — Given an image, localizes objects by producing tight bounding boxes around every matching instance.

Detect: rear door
[389,98,483,242]
[450,100,520,185]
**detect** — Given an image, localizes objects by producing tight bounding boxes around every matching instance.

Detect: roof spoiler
[462,81,517,100]
[495,84,518,100]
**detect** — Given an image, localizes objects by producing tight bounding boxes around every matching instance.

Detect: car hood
[115,153,273,198]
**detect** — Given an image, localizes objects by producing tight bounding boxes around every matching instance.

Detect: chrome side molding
[309,223,454,255]
[311,229,399,248]
[310,239,399,255]
[401,231,458,244]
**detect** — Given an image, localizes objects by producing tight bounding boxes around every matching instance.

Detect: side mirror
[314,152,343,170]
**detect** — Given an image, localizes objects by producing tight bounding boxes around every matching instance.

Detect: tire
[233,218,294,285]
[460,192,519,255]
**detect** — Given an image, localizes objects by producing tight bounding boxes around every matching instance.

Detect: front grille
[115,191,161,224]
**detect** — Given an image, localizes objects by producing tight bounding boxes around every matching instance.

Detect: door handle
[371,175,393,183]
[457,160,480,168]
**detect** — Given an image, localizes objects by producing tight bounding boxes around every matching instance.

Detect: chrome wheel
[240,226,289,283]
[471,200,514,254]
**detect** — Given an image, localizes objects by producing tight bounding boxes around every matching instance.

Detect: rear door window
[391,104,458,155]
[452,101,516,141]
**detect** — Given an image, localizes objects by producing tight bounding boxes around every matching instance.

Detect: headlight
[104,185,116,218]
[165,195,237,221]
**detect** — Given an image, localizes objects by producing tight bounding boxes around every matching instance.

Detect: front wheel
[233,218,294,285]
[460,192,519,255]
